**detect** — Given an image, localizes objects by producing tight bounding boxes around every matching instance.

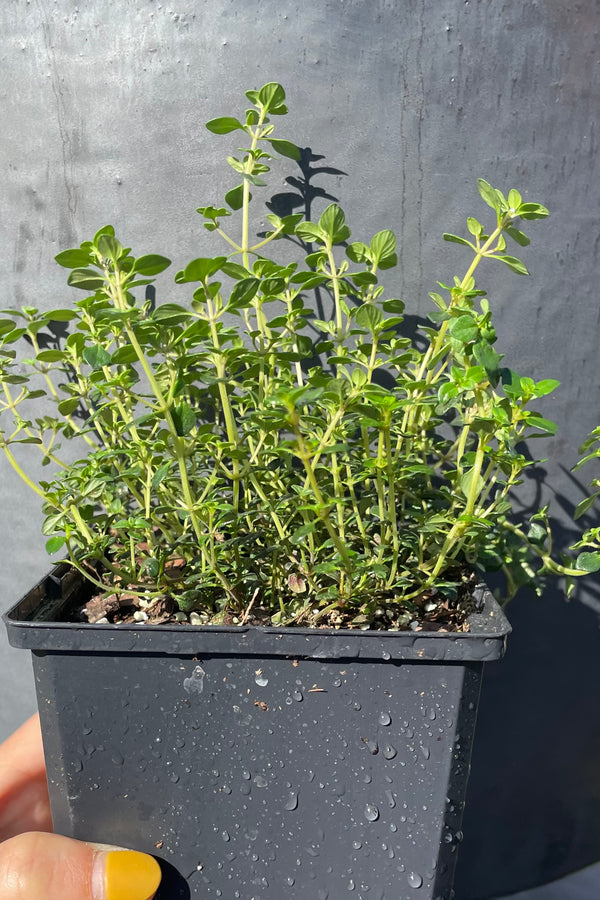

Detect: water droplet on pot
[379,711,392,726]
[333,678,342,687]
[184,665,206,695]
[285,791,299,810]
[82,725,92,735]
[383,744,397,759]
[390,822,398,832]
[111,752,124,766]
[366,739,379,755]
[427,707,437,720]
[420,744,431,760]
[382,649,391,660]
[408,872,423,888]
[254,774,268,788]
[348,879,356,891]
[362,773,372,784]
[353,702,362,711]
[364,803,380,822]
[352,840,362,850]
[287,877,295,886]
[255,673,269,687]
[222,830,230,842]
[293,690,303,701]
[385,789,396,808]
[242,769,251,780]
[169,773,180,784]
[285,696,293,705]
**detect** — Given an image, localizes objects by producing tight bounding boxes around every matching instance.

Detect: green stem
[289,408,353,575]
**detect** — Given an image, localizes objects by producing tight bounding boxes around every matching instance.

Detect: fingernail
[95,849,162,900]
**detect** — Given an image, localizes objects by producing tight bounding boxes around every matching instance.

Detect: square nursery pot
[3,565,510,900]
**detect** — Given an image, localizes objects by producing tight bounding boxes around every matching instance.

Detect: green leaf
[526,415,558,435]
[45,535,66,555]
[267,138,301,161]
[449,314,479,343]
[467,217,483,237]
[94,225,115,243]
[142,557,160,579]
[205,116,244,134]
[443,233,475,249]
[257,82,286,113]
[533,378,560,398]
[225,184,245,210]
[111,345,140,365]
[289,271,328,289]
[134,254,171,276]
[172,401,196,436]
[83,345,112,369]
[67,268,105,291]
[346,242,369,264]
[36,349,66,362]
[507,189,522,210]
[152,462,171,488]
[97,234,123,261]
[351,271,378,287]
[221,262,251,279]
[370,230,397,268]
[574,493,599,520]
[290,521,317,543]
[41,309,78,322]
[473,340,501,376]
[296,221,325,243]
[382,298,405,314]
[496,254,529,276]
[178,257,227,283]
[318,204,351,244]
[0,319,16,336]
[355,304,384,333]
[228,277,260,310]
[477,178,500,212]
[576,551,600,573]
[518,202,549,221]
[505,226,530,247]
[55,248,92,269]
[57,398,80,415]
[152,303,193,322]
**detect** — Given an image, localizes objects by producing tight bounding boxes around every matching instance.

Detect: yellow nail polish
[104,850,162,900]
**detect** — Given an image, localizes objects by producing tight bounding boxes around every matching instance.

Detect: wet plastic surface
[4,569,510,900]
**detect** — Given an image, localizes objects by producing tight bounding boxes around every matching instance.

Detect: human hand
[0,715,161,900]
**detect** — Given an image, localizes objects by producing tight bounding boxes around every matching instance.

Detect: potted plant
[2,83,594,900]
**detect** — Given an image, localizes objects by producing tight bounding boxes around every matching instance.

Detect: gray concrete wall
[1,1,599,896]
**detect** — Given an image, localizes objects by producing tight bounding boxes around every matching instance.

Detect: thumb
[0,832,161,900]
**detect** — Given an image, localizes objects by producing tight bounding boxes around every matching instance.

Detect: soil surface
[72,566,478,632]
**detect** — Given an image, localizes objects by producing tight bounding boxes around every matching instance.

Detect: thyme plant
[0,83,594,628]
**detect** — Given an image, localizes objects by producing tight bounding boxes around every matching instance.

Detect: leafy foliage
[0,84,589,626]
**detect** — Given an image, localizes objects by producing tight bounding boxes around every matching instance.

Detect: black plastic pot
[3,566,510,900]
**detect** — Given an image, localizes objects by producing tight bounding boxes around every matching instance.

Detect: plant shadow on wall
[0,81,598,632]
